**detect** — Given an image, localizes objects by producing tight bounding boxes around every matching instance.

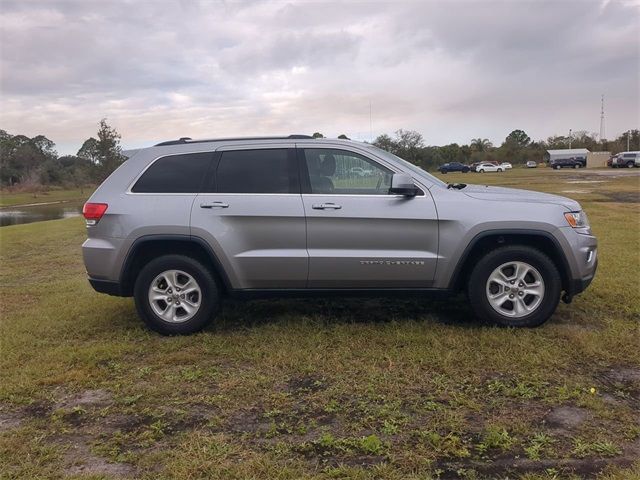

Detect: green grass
[0,187,90,207]
[1,169,639,479]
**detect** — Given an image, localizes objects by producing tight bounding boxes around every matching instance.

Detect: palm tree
[470,138,493,152]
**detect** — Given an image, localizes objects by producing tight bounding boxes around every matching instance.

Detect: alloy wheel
[486,261,545,318]
[148,269,202,323]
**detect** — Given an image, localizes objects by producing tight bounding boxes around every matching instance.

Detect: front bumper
[568,258,597,296]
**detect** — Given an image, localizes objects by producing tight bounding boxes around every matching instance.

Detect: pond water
[0,201,84,227]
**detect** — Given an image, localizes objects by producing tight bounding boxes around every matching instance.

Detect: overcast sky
[1,0,639,155]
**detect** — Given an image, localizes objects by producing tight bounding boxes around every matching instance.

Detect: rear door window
[215,148,298,194]
[132,152,213,193]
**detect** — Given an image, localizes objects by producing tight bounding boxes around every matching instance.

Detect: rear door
[299,145,439,288]
[191,145,307,289]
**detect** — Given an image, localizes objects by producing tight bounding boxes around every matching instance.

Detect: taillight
[83,202,108,226]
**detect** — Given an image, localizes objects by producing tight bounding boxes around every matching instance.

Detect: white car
[349,166,374,176]
[526,161,537,168]
[500,162,513,170]
[476,163,504,173]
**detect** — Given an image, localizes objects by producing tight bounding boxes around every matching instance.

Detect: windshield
[366,145,447,188]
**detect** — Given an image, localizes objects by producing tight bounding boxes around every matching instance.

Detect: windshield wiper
[447,183,467,190]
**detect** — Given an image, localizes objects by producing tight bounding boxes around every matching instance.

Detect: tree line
[1,122,638,188]
[368,128,639,172]
[0,119,125,188]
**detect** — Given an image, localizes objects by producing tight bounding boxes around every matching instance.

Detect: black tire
[627,162,635,168]
[134,254,219,335]
[467,246,561,328]
[479,169,485,173]
[574,164,579,169]
[497,168,503,172]
[554,165,560,170]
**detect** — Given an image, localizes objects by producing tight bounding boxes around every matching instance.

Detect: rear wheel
[134,255,219,335]
[627,162,635,168]
[479,169,485,173]
[497,168,503,172]
[573,164,579,169]
[467,246,561,327]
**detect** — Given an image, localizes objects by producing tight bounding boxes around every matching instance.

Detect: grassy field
[0,188,90,208]
[0,168,639,479]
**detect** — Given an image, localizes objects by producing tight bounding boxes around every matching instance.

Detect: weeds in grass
[572,438,621,458]
[476,425,514,455]
[524,433,556,460]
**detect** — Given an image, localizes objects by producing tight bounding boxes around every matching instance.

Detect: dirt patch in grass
[441,454,639,479]
[286,374,327,394]
[61,434,136,478]
[545,406,591,431]
[56,389,113,410]
[225,407,271,435]
[596,366,640,403]
[22,400,54,418]
[0,409,25,432]
[596,191,640,203]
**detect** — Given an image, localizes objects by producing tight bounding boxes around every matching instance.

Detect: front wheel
[628,162,635,168]
[467,246,561,327]
[134,255,219,335]
[479,169,485,173]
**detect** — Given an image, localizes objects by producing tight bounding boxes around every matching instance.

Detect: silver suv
[82,136,597,334]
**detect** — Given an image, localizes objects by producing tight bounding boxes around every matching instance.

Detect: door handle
[312,203,342,210]
[200,202,229,209]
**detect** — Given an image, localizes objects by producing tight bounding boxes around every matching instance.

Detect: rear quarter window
[132,152,213,193]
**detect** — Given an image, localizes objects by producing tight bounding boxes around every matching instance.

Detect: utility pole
[599,94,605,142]
[628,130,631,151]
[369,100,372,143]
[569,129,572,149]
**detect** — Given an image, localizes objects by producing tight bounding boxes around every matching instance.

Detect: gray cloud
[1,0,638,153]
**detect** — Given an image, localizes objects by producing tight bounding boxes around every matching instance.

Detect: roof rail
[154,134,313,147]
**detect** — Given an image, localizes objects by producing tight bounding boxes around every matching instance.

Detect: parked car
[349,166,374,176]
[83,135,597,334]
[500,162,513,170]
[476,162,503,173]
[526,161,537,168]
[438,162,470,174]
[550,158,582,170]
[611,151,640,168]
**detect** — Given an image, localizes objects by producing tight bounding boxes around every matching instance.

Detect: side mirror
[389,173,418,196]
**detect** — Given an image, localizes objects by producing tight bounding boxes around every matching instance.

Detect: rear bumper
[88,278,125,296]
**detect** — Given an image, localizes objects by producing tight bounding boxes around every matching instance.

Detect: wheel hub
[485,261,545,318]
[148,269,201,323]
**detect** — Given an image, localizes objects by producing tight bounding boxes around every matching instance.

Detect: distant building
[544,148,609,168]
[585,151,610,168]
[544,148,590,164]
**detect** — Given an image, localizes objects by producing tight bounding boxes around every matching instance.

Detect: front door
[300,147,439,288]
[191,146,307,289]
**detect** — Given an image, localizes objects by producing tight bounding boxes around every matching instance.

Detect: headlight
[564,211,590,232]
